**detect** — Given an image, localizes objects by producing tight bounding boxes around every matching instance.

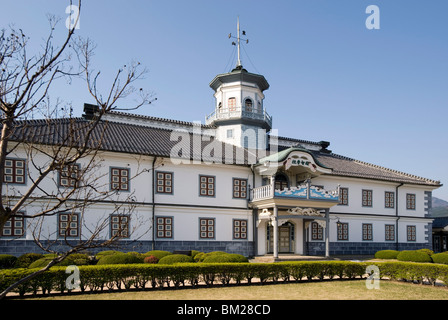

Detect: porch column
[325,209,330,258]
[273,206,278,258]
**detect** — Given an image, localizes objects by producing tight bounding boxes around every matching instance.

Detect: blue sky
[2,1,448,200]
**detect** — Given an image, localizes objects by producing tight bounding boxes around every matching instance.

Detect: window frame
[155,171,173,195]
[338,187,349,206]
[3,158,26,185]
[110,167,130,192]
[406,193,416,210]
[362,189,373,207]
[58,212,79,238]
[362,223,373,241]
[337,222,349,241]
[228,97,236,112]
[199,218,215,239]
[407,225,416,242]
[110,214,130,239]
[311,221,323,241]
[59,163,81,188]
[385,224,395,241]
[385,191,395,209]
[1,212,25,238]
[199,175,215,197]
[233,219,248,240]
[232,178,248,199]
[156,216,173,239]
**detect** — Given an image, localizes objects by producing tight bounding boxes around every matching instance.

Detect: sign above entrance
[254,147,332,177]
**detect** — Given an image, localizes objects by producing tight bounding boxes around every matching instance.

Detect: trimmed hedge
[158,254,194,265]
[374,250,400,260]
[432,253,448,265]
[397,250,432,263]
[143,250,172,260]
[96,253,143,265]
[0,255,17,269]
[3,261,448,298]
[202,253,248,263]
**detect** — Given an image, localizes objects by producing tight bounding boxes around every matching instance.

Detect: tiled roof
[8,114,442,187]
[313,151,441,187]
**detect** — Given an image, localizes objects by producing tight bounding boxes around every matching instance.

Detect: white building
[1,30,442,258]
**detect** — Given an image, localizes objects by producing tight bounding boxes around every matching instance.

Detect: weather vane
[228,17,248,68]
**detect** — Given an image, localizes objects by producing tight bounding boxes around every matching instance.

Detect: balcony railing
[251,184,340,203]
[205,107,272,128]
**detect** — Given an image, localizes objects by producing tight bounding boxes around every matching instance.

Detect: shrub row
[375,249,448,264]
[0,261,367,297]
[376,261,448,286]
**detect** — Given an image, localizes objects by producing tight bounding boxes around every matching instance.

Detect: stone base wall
[0,240,255,257]
[307,241,432,256]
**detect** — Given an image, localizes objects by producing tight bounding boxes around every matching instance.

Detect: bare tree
[0,1,154,298]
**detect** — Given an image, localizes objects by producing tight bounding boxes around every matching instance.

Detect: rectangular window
[337,222,349,241]
[156,171,173,194]
[1,213,25,237]
[58,213,79,238]
[227,129,233,139]
[311,222,323,241]
[110,215,130,238]
[233,219,247,240]
[228,97,236,112]
[362,189,373,207]
[385,191,395,208]
[199,175,215,197]
[3,159,26,184]
[233,178,248,199]
[156,217,173,239]
[385,224,395,241]
[111,167,130,191]
[59,164,80,188]
[339,187,348,206]
[406,193,416,210]
[199,218,215,239]
[407,225,416,242]
[362,223,373,241]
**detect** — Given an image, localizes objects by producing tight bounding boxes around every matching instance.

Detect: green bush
[0,254,17,269]
[374,250,400,260]
[432,253,448,265]
[158,254,194,264]
[143,250,172,260]
[96,253,143,265]
[14,253,43,268]
[397,250,432,263]
[416,248,434,256]
[202,253,248,263]
[194,251,227,262]
[28,254,91,269]
[95,250,122,260]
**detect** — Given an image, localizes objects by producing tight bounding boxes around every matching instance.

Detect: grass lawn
[27,280,448,300]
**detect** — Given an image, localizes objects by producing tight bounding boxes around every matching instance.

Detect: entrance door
[279,226,291,252]
[268,224,293,253]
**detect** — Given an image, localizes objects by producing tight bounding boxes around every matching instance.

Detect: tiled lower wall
[0,240,255,257]
[307,241,432,256]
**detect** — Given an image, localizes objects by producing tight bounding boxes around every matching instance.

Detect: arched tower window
[274,173,289,190]
[245,98,253,112]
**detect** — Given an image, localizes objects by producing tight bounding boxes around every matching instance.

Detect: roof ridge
[352,158,440,185]
[326,152,440,185]
[107,110,216,128]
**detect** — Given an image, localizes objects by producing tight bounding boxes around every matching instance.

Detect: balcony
[205,107,272,129]
[250,183,340,209]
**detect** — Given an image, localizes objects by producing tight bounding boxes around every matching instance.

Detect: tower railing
[205,107,272,127]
